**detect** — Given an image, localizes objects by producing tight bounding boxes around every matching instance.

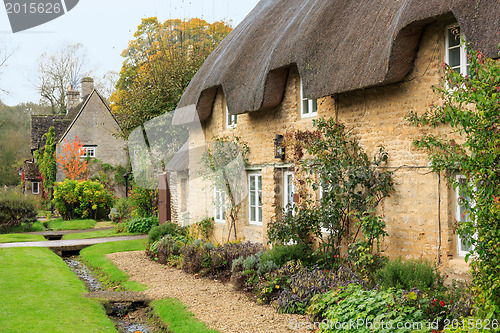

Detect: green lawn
[0,247,116,332]
[0,234,46,243]
[62,229,139,240]
[152,298,220,333]
[46,218,97,231]
[79,239,147,291]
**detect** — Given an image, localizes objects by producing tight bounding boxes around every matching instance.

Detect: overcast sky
[0,0,260,106]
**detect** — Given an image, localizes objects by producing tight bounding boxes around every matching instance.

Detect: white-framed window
[445,24,469,76]
[226,106,237,129]
[283,171,295,214]
[32,182,40,195]
[248,172,262,225]
[214,185,226,223]
[300,78,317,118]
[82,146,96,158]
[318,183,330,233]
[455,175,476,257]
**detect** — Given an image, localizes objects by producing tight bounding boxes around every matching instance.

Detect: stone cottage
[25,77,128,197]
[166,0,500,275]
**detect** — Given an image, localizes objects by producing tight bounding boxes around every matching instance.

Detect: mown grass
[151,298,220,333]
[46,218,97,231]
[0,221,46,234]
[62,229,139,240]
[79,239,147,291]
[0,247,116,332]
[0,233,46,243]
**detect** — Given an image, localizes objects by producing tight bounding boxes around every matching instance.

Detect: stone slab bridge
[0,235,148,256]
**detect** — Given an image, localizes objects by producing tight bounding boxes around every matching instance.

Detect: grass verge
[0,221,46,234]
[0,247,116,332]
[62,229,139,240]
[79,239,147,291]
[46,218,97,231]
[151,298,220,333]
[0,233,46,243]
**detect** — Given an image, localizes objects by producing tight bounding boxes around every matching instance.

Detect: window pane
[257,176,262,191]
[250,176,255,191]
[312,99,317,113]
[448,47,461,68]
[448,28,460,47]
[250,206,255,221]
[258,206,262,222]
[250,191,256,205]
[302,99,309,114]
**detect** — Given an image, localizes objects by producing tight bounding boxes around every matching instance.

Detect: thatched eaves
[178,0,500,119]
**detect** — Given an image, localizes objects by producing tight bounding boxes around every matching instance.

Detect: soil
[107,251,312,333]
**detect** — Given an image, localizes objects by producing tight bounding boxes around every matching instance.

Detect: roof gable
[57,89,122,144]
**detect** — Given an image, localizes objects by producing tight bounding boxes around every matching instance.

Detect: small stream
[63,256,154,333]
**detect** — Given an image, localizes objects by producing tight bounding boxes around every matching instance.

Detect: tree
[36,43,91,114]
[110,17,232,136]
[0,102,50,186]
[34,127,57,197]
[407,41,500,318]
[201,136,249,242]
[56,136,88,180]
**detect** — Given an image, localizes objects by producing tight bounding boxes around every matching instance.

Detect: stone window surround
[248,171,263,225]
[32,182,40,195]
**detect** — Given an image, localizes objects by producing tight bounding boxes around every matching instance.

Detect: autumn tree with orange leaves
[110,17,232,136]
[56,136,88,180]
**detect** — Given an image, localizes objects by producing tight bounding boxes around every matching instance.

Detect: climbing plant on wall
[34,127,57,198]
[406,39,500,318]
[268,118,394,275]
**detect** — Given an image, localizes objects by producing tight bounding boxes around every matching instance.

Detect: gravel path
[107,251,311,333]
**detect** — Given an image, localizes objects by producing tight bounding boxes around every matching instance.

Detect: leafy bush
[260,243,316,267]
[181,240,214,274]
[376,257,441,291]
[108,198,132,223]
[129,186,158,218]
[205,241,262,280]
[126,216,159,233]
[275,265,335,314]
[148,221,187,245]
[0,190,37,231]
[307,284,428,332]
[53,179,114,220]
[156,234,188,265]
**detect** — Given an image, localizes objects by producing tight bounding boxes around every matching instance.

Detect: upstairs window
[82,146,96,158]
[300,78,317,118]
[445,25,469,76]
[226,106,237,129]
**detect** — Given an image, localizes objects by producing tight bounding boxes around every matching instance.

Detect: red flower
[440,301,445,307]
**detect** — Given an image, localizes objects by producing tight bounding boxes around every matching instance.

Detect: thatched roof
[178,0,500,119]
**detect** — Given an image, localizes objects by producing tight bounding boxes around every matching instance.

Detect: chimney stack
[66,84,80,110]
[81,77,94,98]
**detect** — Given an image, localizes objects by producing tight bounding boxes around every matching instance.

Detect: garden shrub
[0,190,37,231]
[260,243,316,267]
[274,265,335,314]
[307,284,428,332]
[129,186,158,218]
[156,234,187,265]
[148,221,187,245]
[126,216,159,233]
[206,241,262,280]
[376,257,441,291]
[181,240,214,274]
[53,179,114,220]
[108,198,132,223]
